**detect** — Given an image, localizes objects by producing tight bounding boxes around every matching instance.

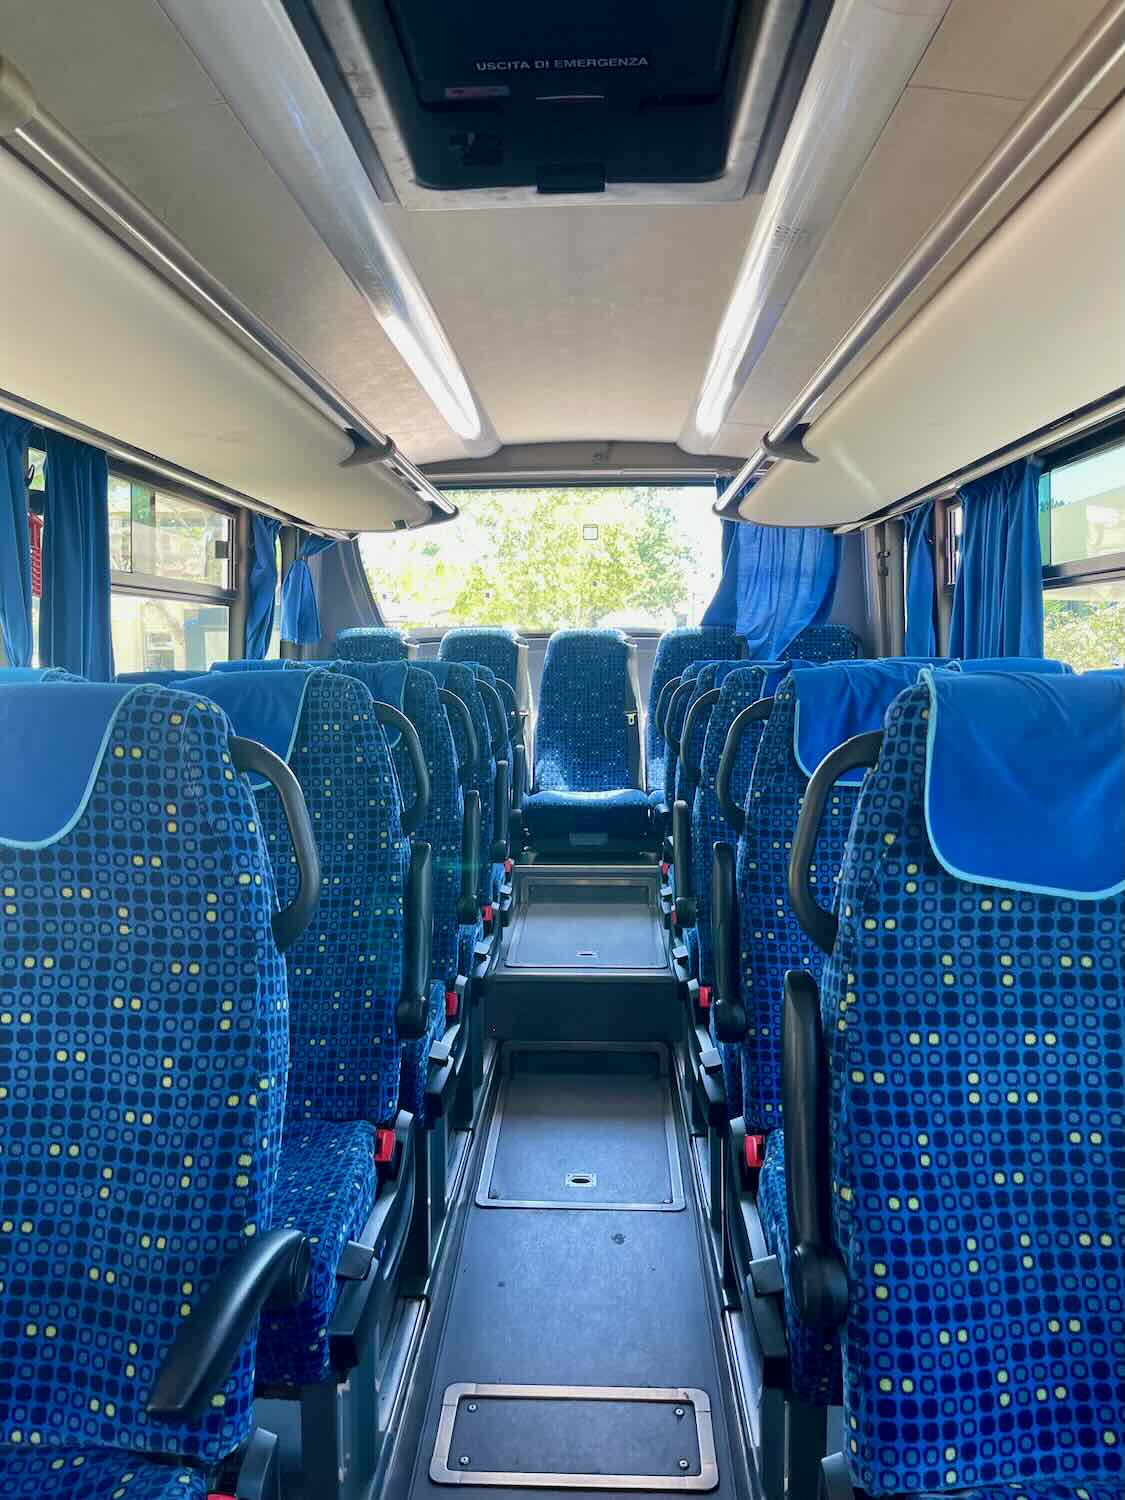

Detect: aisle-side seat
[781,624,862,662]
[0,665,84,682]
[784,668,1124,1499]
[522,628,650,850]
[438,626,531,710]
[646,626,740,803]
[335,626,416,662]
[0,680,313,1498]
[192,669,423,1398]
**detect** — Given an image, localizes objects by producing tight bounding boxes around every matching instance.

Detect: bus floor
[384,1039,756,1497]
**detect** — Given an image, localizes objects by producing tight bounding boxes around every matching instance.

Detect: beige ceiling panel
[913,0,1121,111]
[390,198,761,447]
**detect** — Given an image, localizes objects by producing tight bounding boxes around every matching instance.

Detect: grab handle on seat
[664,678,698,763]
[655,675,682,739]
[398,842,432,1040]
[679,686,720,791]
[372,701,430,835]
[711,841,745,1042]
[231,736,320,952]
[672,798,694,929]
[788,730,883,956]
[476,677,507,759]
[438,687,479,790]
[716,697,774,835]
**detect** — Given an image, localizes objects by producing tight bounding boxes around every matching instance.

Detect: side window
[1039,438,1125,671]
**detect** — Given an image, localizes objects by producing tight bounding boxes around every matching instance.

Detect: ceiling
[1,0,1121,503]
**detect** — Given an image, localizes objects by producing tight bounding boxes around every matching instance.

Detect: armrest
[424,1020,464,1118]
[398,842,432,1040]
[680,686,720,792]
[782,970,848,1326]
[510,742,526,816]
[654,675,681,740]
[458,789,482,923]
[716,697,774,834]
[371,701,430,835]
[230,737,320,953]
[711,841,745,1043]
[147,1228,309,1419]
[491,760,510,861]
[672,799,695,929]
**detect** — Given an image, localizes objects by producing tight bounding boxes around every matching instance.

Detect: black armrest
[789,729,883,956]
[716,697,774,835]
[672,798,695,929]
[147,1228,309,1419]
[711,841,745,1043]
[424,1019,464,1118]
[398,842,432,1040]
[372,701,431,835]
[680,686,720,792]
[458,789,482,922]
[783,970,848,1326]
[654,675,682,740]
[664,678,697,764]
[231,738,320,953]
[510,742,526,816]
[491,760,510,861]
[438,687,478,791]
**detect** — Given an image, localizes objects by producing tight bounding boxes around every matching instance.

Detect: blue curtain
[701,479,744,627]
[949,458,1044,659]
[40,433,114,680]
[280,534,336,645]
[245,513,281,658]
[904,502,937,655]
[0,413,34,668]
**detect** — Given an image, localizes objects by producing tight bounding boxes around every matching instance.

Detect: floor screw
[459,1455,471,1467]
[679,1459,691,1471]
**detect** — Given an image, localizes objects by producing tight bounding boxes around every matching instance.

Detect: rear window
[360,485,722,634]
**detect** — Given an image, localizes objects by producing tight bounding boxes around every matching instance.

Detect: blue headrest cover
[181,668,315,769]
[208,658,296,674]
[115,668,199,685]
[470,662,497,686]
[0,666,80,683]
[793,659,951,783]
[923,668,1124,898]
[0,683,140,845]
[956,656,1072,675]
[329,659,409,746]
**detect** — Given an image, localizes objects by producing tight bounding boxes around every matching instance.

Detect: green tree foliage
[1043,594,1125,672]
[364,487,696,631]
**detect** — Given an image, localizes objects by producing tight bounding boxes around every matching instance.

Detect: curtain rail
[716,0,1125,519]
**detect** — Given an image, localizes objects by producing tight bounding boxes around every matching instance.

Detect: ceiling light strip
[716,0,1125,518]
[155,0,499,457]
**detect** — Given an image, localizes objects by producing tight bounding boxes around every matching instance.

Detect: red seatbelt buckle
[743,1134,766,1183]
[670,907,679,928]
[207,1494,237,1500]
[504,858,514,875]
[373,1127,396,1165]
[482,903,494,926]
[660,861,670,878]
[445,988,459,1020]
[698,985,712,1010]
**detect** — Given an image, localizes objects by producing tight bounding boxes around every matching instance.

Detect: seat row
[0,651,513,1498]
[666,652,1123,1498]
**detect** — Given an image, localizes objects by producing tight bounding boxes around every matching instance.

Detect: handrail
[717,0,1125,517]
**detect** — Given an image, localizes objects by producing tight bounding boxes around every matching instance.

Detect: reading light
[681,0,952,451]
[156,0,499,456]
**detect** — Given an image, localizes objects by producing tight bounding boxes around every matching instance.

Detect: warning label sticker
[473,56,650,73]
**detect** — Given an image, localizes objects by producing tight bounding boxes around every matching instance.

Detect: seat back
[535,629,644,793]
[662,660,706,810]
[0,666,83,683]
[738,659,944,1131]
[439,627,531,708]
[646,626,740,793]
[781,624,861,662]
[0,681,288,1464]
[198,668,409,1126]
[825,669,1124,1495]
[335,626,414,662]
[414,659,496,904]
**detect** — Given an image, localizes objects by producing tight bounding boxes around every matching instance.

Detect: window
[110,593,231,674]
[360,486,721,634]
[1039,436,1125,672]
[108,477,232,587]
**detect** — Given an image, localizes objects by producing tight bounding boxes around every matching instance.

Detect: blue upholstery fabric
[757,1134,842,1404]
[0,1449,208,1498]
[280,535,335,646]
[439,627,522,690]
[646,627,739,795]
[950,456,1045,659]
[414,660,496,904]
[251,670,408,1127]
[399,980,448,1126]
[673,661,726,811]
[663,660,705,810]
[0,666,83,683]
[520,787,651,840]
[114,669,199,685]
[0,412,34,669]
[256,1119,377,1387]
[782,624,862,663]
[39,433,114,680]
[823,678,1124,1496]
[535,630,641,792]
[0,684,287,1463]
[335,626,411,662]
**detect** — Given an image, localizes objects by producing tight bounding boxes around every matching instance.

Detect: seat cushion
[0,1448,207,1498]
[894,1485,1122,1500]
[523,787,651,841]
[756,1134,841,1406]
[256,1120,378,1387]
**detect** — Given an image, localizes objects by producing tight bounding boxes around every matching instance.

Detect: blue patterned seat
[809,669,1124,1497]
[335,626,413,662]
[646,627,740,797]
[439,626,529,702]
[192,669,410,1387]
[114,668,202,684]
[0,665,84,682]
[0,681,288,1488]
[523,629,650,847]
[782,624,862,662]
[663,660,706,811]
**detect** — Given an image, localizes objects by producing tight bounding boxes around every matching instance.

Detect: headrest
[115,669,199,685]
[923,668,1124,899]
[208,658,296,674]
[793,659,950,784]
[181,668,316,776]
[329,659,409,745]
[956,656,1073,675]
[415,659,477,696]
[0,666,80,683]
[0,683,140,845]
[471,662,498,686]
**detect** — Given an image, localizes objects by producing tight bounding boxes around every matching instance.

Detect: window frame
[1037,421,1125,595]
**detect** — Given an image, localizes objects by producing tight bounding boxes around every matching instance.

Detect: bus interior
[0,3,1123,1499]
